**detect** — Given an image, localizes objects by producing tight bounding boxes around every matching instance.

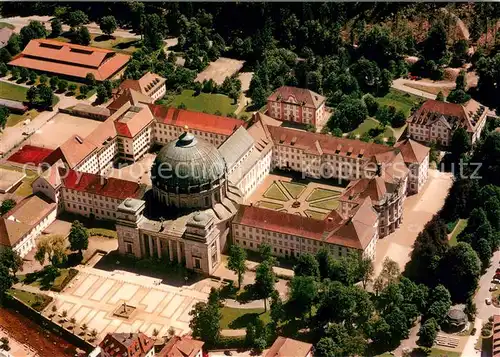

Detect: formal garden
[252,179,343,220]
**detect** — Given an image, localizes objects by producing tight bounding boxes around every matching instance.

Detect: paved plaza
[247,174,344,220]
[374,169,453,274]
[27,113,102,150]
[42,265,222,340]
[108,153,155,185]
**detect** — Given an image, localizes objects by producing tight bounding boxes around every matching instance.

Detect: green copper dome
[152,132,226,193]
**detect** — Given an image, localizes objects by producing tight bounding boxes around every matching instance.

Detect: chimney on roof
[376,163,382,177]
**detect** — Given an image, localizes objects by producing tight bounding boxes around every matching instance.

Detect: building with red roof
[149,105,246,148]
[395,138,430,194]
[156,336,204,357]
[267,86,330,127]
[407,99,489,147]
[96,332,155,357]
[265,337,313,357]
[9,39,130,81]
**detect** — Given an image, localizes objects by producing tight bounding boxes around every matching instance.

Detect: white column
[156,237,162,259]
[168,240,174,262]
[176,241,182,264]
[148,235,154,257]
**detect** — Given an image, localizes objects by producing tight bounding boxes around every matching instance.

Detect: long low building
[9,39,130,81]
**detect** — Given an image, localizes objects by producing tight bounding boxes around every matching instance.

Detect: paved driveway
[374,169,453,275]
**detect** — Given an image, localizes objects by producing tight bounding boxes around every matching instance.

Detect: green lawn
[375,89,424,117]
[256,201,284,210]
[220,307,271,329]
[166,90,237,116]
[87,227,118,239]
[263,183,288,202]
[310,198,340,210]
[306,188,340,202]
[0,164,38,197]
[6,109,39,127]
[351,117,381,137]
[0,22,15,30]
[90,34,140,54]
[449,219,468,246]
[281,182,306,199]
[305,209,327,220]
[0,81,29,102]
[8,289,52,312]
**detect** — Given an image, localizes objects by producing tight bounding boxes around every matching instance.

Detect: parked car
[490,285,498,292]
[492,279,500,284]
[486,297,492,305]
[496,268,500,274]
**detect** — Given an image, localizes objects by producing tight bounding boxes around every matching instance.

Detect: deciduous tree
[254,260,275,311]
[68,220,88,255]
[227,245,247,289]
[100,16,117,37]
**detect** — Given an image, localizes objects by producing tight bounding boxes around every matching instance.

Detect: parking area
[27,113,102,150]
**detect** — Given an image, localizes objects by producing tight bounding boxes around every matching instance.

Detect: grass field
[0,22,15,30]
[90,34,140,54]
[375,89,424,117]
[281,182,306,199]
[9,289,52,312]
[305,209,327,220]
[220,307,270,329]
[256,201,284,210]
[87,227,117,239]
[263,183,288,202]
[166,90,237,116]
[449,219,468,246]
[351,116,405,141]
[0,81,29,102]
[6,109,39,128]
[306,188,340,202]
[310,198,340,210]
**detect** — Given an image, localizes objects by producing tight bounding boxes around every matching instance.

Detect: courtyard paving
[374,169,454,275]
[32,265,222,341]
[27,113,102,150]
[108,153,155,185]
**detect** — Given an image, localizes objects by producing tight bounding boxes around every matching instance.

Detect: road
[392,78,446,100]
[460,250,500,357]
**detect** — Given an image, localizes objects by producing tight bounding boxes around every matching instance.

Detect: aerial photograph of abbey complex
[2,2,500,357]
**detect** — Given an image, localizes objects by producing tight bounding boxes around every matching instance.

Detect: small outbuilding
[445,306,467,332]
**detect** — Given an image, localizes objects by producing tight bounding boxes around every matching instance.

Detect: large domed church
[116,127,245,274]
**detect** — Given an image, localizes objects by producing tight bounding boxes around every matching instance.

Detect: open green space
[306,188,340,202]
[0,81,29,102]
[220,306,271,329]
[90,34,140,54]
[281,181,306,199]
[165,90,237,116]
[0,164,38,197]
[20,268,78,292]
[305,209,327,220]
[0,22,15,30]
[351,117,380,137]
[256,201,284,210]
[375,89,423,117]
[8,288,52,312]
[310,197,340,210]
[87,227,118,239]
[6,109,39,127]
[449,219,468,247]
[263,182,288,202]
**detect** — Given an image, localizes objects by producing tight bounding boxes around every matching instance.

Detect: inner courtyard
[247,173,345,220]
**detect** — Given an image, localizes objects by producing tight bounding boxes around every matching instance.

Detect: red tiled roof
[266,125,393,158]
[149,105,245,136]
[7,145,53,166]
[113,105,154,138]
[267,86,325,109]
[395,138,430,164]
[61,169,143,200]
[233,203,376,250]
[157,336,205,357]
[408,99,487,133]
[265,337,313,357]
[99,332,154,357]
[9,39,130,81]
